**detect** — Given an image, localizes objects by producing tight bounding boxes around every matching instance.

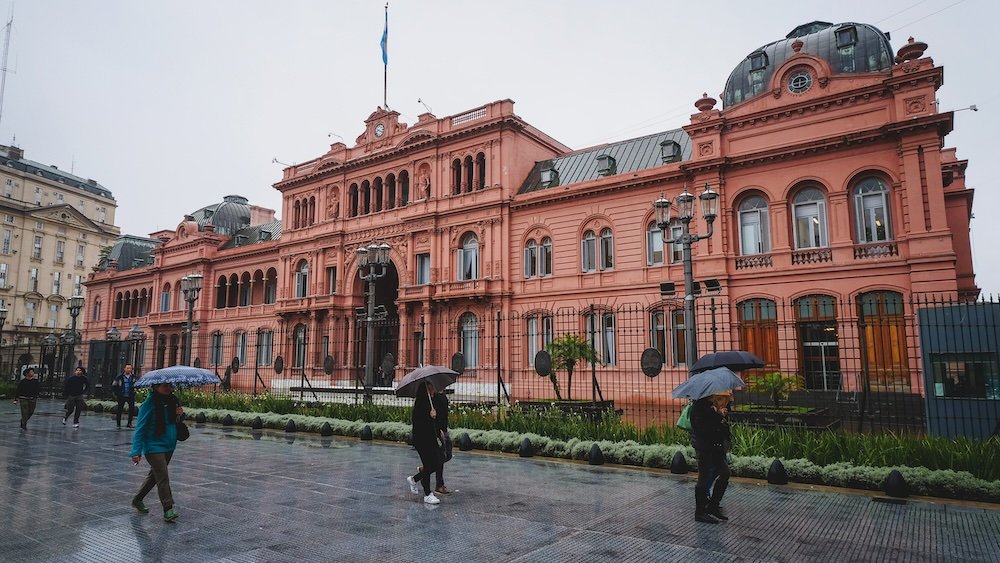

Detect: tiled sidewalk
[2,400,998,562]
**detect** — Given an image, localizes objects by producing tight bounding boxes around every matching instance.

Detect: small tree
[545,334,598,401]
[748,372,805,408]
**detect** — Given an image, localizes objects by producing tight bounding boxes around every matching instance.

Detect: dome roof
[722,22,893,108]
[189,195,251,235]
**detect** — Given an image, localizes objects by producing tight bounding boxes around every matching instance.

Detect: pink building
[82,22,976,409]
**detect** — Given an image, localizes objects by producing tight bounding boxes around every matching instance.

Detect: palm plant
[748,372,805,408]
[545,334,598,401]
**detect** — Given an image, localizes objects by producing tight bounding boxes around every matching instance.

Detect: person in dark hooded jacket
[689,392,732,524]
[405,381,443,505]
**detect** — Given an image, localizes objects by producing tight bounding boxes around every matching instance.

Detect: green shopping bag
[677,403,692,431]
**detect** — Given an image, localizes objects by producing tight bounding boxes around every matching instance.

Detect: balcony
[854,242,898,259]
[401,284,435,300]
[791,248,833,265]
[434,278,497,300]
[735,254,773,270]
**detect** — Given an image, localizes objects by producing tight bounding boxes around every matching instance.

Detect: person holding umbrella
[405,381,444,505]
[690,391,732,524]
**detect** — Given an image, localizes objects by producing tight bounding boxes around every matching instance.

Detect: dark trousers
[136,451,174,512]
[116,396,136,426]
[64,395,86,423]
[19,399,36,428]
[411,443,442,496]
[695,449,730,513]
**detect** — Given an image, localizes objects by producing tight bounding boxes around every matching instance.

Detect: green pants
[18,398,36,427]
[135,451,174,512]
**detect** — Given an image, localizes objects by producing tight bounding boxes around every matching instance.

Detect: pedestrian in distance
[62,366,90,428]
[112,363,138,428]
[689,392,733,524]
[405,381,443,505]
[130,382,184,523]
[14,367,41,430]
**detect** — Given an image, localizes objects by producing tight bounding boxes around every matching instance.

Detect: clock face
[374,123,385,137]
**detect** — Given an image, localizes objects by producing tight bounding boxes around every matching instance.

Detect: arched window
[585,310,616,366]
[857,291,908,387]
[647,222,664,266]
[854,177,892,243]
[386,175,396,210]
[540,237,553,277]
[160,283,171,312]
[210,331,224,367]
[600,228,614,271]
[581,230,597,272]
[794,294,841,390]
[122,292,132,319]
[227,274,239,307]
[400,170,409,205]
[239,272,251,306]
[793,187,829,249]
[459,313,478,368]
[737,298,779,373]
[293,200,301,229]
[524,239,538,278]
[216,276,228,309]
[349,183,359,217]
[373,177,384,212]
[295,260,309,298]
[309,196,316,225]
[452,159,462,195]
[114,292,123,319]
[738,195,771,255]
[256,329,273,366]
[476,152,486,189]
[93,299,101,321]
[361,180,371,215]
[138,288,148,317]
[293,323,307,369]
[264,268,277,304]
[458,233,478,281]
[464,156,474,193]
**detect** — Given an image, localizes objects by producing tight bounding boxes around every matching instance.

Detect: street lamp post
[356,241,390,404]
[654,183,719,373]
[180,273,204,366]
[105,327,121,399]
[128,324,146,378]
[0,306,7,379]
[67,294,85,368]
[42,332,58,395]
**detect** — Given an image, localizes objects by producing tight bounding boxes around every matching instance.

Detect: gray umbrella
[394,365,458,397]
[690,350,764,374]
[671,367,746,400]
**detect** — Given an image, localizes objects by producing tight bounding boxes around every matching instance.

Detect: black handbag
[176,421,190,442]
[438,430,453,463]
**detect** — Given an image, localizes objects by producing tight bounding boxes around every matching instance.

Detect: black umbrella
[394,365,458,397]
[690,350,765,374]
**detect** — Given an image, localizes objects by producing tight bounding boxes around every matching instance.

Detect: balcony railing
[792,248,833,265]
[735,254,773,270]
[854,242,898,259]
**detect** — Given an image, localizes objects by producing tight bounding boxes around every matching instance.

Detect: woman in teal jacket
[129,383,184,522]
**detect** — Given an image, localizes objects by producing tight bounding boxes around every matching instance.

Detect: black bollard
[284,419,296,433]
[670,451,690,474]
[518,437,533,457]
[320,422,334,437]
[588,443,605,465]
[457,432,473,451]
[195,412,208,424]
[251,416,263,430]
[767,459,789,485]
[883,470,910,498]
[221,414,234,426]
[360,425,373,440]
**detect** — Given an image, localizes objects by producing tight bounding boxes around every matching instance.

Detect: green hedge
[87,399,1000,503]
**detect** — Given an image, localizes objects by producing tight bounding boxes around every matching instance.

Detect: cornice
[512,169,686,211]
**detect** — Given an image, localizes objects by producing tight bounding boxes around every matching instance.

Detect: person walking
[130,382,184,523]
[14,367,41,430]
[62,366,90,428]
[689,392,732,524]
[431,389,451,495]
[112,363,138,428]
[405,381,443,505]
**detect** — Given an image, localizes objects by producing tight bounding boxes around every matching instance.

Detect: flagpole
[383,3,388,108]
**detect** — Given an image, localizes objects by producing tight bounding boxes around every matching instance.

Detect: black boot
[695,493,719,524]
[706,502,728,521]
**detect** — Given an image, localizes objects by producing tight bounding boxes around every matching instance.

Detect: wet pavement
[2,400,999,562]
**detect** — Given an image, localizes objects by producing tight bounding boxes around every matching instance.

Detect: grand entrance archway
[352,260,400,386]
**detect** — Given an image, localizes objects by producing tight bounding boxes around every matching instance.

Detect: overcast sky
[3,0,996,293]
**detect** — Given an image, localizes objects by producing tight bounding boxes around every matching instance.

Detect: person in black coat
[15,367,41,430]
[62,366,90,428]
[405,381,443,504]
[689,392,732,524]
[429,391,452,495]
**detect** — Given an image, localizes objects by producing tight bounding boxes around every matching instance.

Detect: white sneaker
[406,476,420,495]
[62,418,67,425]
[423,493,440,505]
[73,423,80,428]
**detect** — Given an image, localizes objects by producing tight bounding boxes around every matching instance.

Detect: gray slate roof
[220,220,282,250]
[101,235,159,272]
[518,129,691,195]
[190,195,252,236]
[0,145,115,200]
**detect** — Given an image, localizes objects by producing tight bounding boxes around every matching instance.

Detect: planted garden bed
[729,405,841,431]
[515,399,621,419]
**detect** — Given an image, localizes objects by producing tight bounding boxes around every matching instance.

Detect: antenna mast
[0,6,12,131]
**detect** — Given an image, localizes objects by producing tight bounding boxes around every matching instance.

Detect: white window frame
[524,239,538,278]
[294,261,309,298]
[0,263,5,288]
[581,230,596,272]
[647,223,664,266]
[460,313,478,368]
[52,272,62,296]
[793,187,829,249]
[235,332,248,366]
[599,228,614,271]
[256,330,273,366]
[457,233,479,281]
[854,177,893,243]
[416,253,430,285]
[210,332,224,367]
[32,235,43,259]
[738,196,771,255]
[539,237,553,277]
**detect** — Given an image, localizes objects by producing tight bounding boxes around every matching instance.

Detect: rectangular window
[416,253,430,285]
[0,263,6,288]
[35,188,42,205]
[600,233,614,271]
[602,313,616,365]
[326,267,337,294]
[930,353,999,399]
[651,311,667,365]
[542,316,553,349]
[47,304,60,328]
[160,290,170,312]
[56,192,64,203]
[256,331,273,366]
[26,302,35,326]
[29,268,38,292]
[458,246,478,281]
[74,274,82,295]
[55,240,65,263]
[539,240,552,277]
[670,223,683,263]
[236,332,247,366]
[3,214,13,224]
[527,316,539,367]
[3,180,11,198]
[32,236,43,259]
[524,244,537,278]
[647,226,664,266]
[98,208,106,223]
[1,229,9,254]
[76,244,86,267]
[672,310,687,366]
[52,272,62,295]
[581,237,596,272]
[210,333,224,367]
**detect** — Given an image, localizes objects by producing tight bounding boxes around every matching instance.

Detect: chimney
[8,146,23,160]
[87,179,97,186]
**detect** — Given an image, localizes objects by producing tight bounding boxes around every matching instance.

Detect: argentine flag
[380,9,388,65]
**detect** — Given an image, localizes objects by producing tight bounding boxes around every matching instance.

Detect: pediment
[26,204,106,233]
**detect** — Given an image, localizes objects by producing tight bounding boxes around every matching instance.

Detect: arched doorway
[353,260,400,386]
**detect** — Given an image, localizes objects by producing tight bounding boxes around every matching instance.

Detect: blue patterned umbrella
[134,366,222,388]
[671,367,746,400]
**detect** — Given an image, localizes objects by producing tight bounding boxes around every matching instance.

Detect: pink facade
[82,24,976,402]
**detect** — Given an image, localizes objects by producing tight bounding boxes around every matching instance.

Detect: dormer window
[596,154,616,177]
[540,167,559,188]
[749,51,767,71]
[235,235,248,247]
[835,26,857,49]
[258,231,271,242]
[660,141,682,164]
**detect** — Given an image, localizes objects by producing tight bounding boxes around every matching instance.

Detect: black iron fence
[10,294,998,439]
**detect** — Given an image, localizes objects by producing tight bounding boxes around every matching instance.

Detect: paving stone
[3,399,999,562]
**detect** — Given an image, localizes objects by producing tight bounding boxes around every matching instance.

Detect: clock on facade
[374,123,385,137]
